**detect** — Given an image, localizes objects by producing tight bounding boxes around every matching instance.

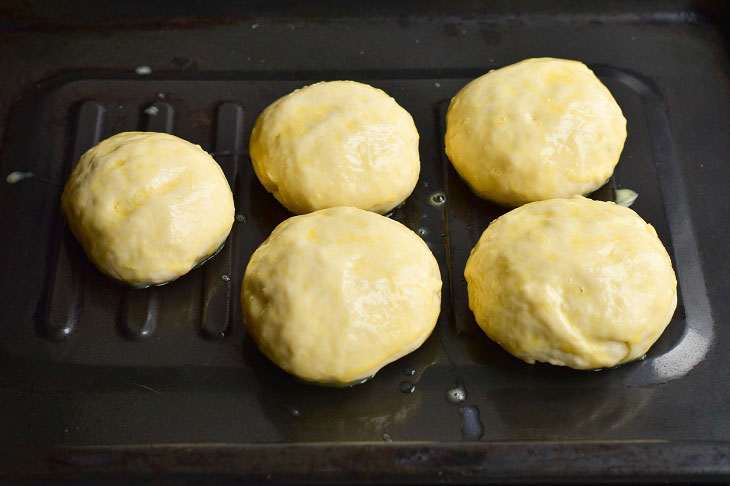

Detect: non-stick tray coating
[0,1,728,482]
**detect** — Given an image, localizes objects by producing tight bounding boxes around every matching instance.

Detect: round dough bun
[445,58,627,207]
[465,197,677,370]
[242,206,442,385]
[249,81,420,215]
[61,132,235,287]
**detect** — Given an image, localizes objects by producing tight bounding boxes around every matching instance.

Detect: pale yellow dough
[445,58,627,206]
[242,206,442,385]
[61,132,234,286]
[249,81,420,214]
[465,197,677,369]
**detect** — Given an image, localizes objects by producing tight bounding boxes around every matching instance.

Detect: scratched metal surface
[0,1,728,482]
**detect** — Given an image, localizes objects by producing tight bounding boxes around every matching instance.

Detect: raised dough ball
[465,197,677,369]
[242,206,441,385]
[61,132,234,287]
[445,58,627,206]
[249,81,420,214]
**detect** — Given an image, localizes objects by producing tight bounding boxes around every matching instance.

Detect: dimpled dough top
[445,58,627,206]
[249,81,420,214]
[242,207,442,385]
[465,197,677,370]
[61,132,235,286]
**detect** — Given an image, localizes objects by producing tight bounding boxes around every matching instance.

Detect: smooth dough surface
[465,197,677,369]
[249,81,420,214]
[445,58,627,206]
[62,132,234,286]
[242,206,442,385]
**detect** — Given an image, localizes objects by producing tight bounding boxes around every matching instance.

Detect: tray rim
[3,441,730,482]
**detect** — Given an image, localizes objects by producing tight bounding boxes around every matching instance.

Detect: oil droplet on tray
[615,188,638,207]
[429,192,447,207]
[382,432,393,442]
[6,171,34,184]
[446,386,466,404]
[417,227,428,237]
[236,214,247,223]
[403,368,416,376]
[346,376,373,387]
[458,405,484,440]
[221,274,231,282]
[399,381,415,394]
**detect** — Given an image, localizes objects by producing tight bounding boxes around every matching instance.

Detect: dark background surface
[0,0,728,482]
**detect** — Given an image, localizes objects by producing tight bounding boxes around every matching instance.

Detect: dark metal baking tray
[0,1,728,482]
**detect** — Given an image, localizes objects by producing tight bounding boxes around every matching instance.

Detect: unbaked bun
[250,81,420,214]
[445,58,627,206]
[465,197,677,369]
[242,206,442,385]
[61,132,234,286]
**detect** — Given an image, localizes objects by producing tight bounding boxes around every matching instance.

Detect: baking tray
[0,1,729,482]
